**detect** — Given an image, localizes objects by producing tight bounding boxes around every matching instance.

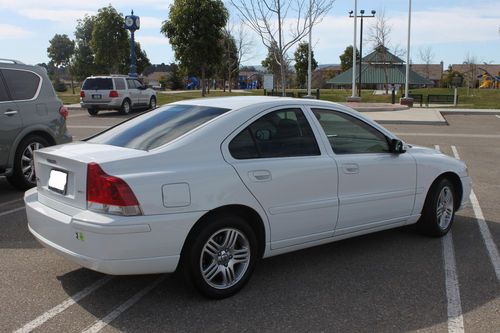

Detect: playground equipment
[478,70,500,89]
[186,76,199,90]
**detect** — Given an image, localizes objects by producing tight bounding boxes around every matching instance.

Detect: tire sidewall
[185,214,258,299]
[8,135,49,190]
[149,96,156,110]
[121,99,131,115]
[421,178,455,236]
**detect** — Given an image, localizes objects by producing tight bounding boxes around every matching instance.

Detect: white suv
[80,75,157,116]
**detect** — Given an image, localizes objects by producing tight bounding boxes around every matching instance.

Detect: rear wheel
[183,214,258,299]
[416,178,456,237]
[120,99,131,115]
[149,96,157,110]
[87,108,98,116]
[7,135,49,190]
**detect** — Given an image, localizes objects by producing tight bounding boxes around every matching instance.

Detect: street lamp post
[349,9,375,98]
[307,0,312,97]
[124,10,140,77]
[400,0,414,106]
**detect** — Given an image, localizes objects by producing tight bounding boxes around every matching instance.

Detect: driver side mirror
[390,139,406,154]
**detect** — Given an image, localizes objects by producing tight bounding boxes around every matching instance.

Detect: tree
[90,5,129,74]
[47,34,75,68]
[339,45,360,72]
[164,63,184,90]
[368,9,392,93]
[418,46,434,80]
[72,15,100,81]
[230,0,335,96]
[262,42,284,89]
[463,53,478,95]
[222,24,254,92]
[162,0,228,96]
[294,42,318,88]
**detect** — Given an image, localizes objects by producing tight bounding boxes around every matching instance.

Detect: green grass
[56,87,500,109]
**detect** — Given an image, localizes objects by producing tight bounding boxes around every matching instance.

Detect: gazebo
[328,46,433,90]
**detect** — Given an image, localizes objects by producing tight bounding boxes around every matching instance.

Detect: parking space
[1,112,499,332]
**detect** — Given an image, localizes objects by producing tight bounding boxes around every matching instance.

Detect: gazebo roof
[362,46,405,64]
[326,64,433,85]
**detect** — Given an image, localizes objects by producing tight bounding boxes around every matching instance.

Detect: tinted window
[114,78,126,90]
[229,108,320,159]
[312,108,390,154]
[82,78,113,90]
[126,79,136,89]
[89,104,230,150]
[134,80,144,88]
[0,75,9,102]
[2,69,40,101]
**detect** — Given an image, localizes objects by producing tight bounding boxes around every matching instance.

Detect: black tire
[149,96,157,110]
[416,178,456,237]
[183,214,258,299]
[87,108,98,116]
[7,135,50,190]
[120,99,132,115]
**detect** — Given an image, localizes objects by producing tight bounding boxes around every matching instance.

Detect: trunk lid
[34,142,148,212]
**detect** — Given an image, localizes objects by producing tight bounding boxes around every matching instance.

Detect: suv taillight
[109,90,119,98]
[86,163,142,216]
[59,106,68,120]
[80,91,85,98]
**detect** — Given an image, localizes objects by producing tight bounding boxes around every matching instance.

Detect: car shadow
[51,218,500,332]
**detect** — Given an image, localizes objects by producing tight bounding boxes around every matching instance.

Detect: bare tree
[230,0,335,96]
[463,53,478,96]
[368,9,392,93]
[224,23,254,92]
[418,46,434,80]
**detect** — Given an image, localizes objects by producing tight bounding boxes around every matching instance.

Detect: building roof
[362,46,404,64]
[326,64,433,85]
[451,64,500,77]
[410,64,444,81]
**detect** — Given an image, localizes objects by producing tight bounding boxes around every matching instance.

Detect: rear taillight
[109,90,119,98]
[59,106,68,120]
[80,91,85,98]
[86,162,142,216]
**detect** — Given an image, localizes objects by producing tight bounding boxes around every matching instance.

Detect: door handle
[4,110,18,116]
[249,170,272,182]
[342,163,359,174]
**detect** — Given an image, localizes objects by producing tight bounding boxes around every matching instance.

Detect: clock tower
[124,10,140,77]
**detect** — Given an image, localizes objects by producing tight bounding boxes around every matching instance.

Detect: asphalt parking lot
[1,110,499,332]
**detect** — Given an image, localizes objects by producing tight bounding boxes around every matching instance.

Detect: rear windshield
[88,104,231,150]
[82,78,113,90]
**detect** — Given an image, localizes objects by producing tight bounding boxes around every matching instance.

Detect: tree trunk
[201,67,206,96]
[71,76,75,95]
[228,68,232,93]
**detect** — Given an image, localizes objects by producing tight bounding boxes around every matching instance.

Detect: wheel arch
[428,172,463,211]
[7,128,56,170]
[180,204,267,262]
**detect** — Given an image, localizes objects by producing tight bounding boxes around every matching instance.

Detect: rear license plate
[92,94,102,99]
[48,169,68,195]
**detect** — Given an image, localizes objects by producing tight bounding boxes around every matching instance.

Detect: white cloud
[136,35,170,46]
[140,16,164,30]
[21,9,95,25]
[0,24,32,39]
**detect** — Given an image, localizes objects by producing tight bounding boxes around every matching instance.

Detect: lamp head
[371,10,376,15]
[360,9,365,14]
[349,10,353,15]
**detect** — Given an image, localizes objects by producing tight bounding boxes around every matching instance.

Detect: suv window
[134,80,144,89]
[0,75,9,102]
[126,79,137,89]
[229,108,320,159]
[114,78,126,90]
[2,69,40,101]
[88,104,230,150]
[82,78,113,90]
[312,108,390,154]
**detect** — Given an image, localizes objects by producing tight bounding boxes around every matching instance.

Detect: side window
[0,74,10,102]
[114,78,126,90]
[2,69,40,101]
[126,79,136,89]
[134,80,143,89]
[312,108,390,154]
[229,108,320,159]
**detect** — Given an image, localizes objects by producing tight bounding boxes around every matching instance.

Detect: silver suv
[80,75,157,116]
[0,59,71,189]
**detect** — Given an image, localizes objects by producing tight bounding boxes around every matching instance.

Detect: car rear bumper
[25,188,205,275]
[80,99,123,110]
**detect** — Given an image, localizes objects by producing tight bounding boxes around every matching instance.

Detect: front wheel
[416,178,456,237]
[184,214,258,299]
[149,96,157,110]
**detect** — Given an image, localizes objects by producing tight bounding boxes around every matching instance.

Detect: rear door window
[0,74,10,101]
[126,79,137,89]
[88,104,230,150]
[1,69,41,101]
[82,78,113,90]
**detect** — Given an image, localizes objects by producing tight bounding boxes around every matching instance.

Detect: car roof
[172,96,347,111]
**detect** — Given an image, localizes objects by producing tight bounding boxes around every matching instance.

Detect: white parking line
[68,125,110,129]
[81,275,166,333]
[14,276,113,333]
[0,206,25,218]
[0,198,23,208]
[435,145,464,333]
[451,145,500,281]
[495,115,500,119]
[397,133,500,139]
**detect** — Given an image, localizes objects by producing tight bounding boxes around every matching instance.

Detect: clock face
[125,17,134,27]
[135,17,140,28]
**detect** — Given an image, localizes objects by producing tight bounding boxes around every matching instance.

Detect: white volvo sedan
[25,96,471,298]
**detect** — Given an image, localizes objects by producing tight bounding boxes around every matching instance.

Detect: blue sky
[0,0,499,69]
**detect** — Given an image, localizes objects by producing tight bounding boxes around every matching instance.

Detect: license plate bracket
[92,94,102,99]
[48,169,68,195]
